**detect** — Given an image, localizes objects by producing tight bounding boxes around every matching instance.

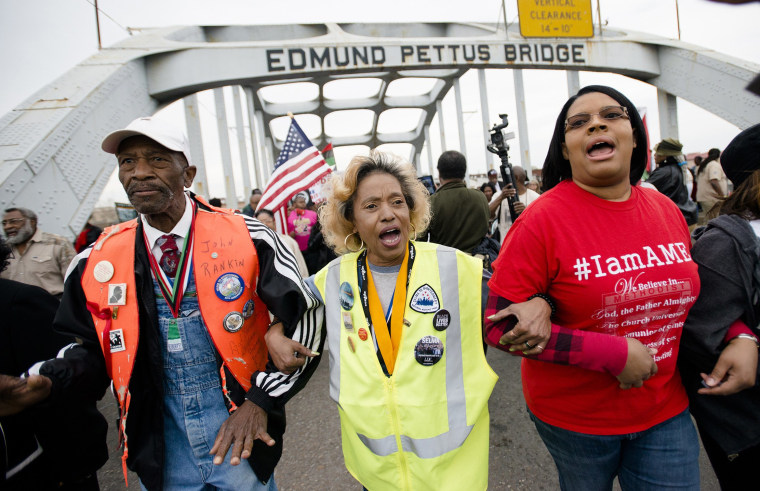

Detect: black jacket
[0,279,107,488]
[679,214,760,454]
[41,197,323,490]
[427,181,491,254]
[647,160,698,225]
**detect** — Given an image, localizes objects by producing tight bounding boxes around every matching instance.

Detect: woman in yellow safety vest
[267,152,497,490]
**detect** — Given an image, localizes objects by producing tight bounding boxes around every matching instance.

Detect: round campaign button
[414,335,444,366]
[223,312,244,333]
[432,309,451,331]
[242,299,255,319]
[215,273,245,301]
[93,260,115,283]
[339,282,355,310]
[358,327,368,341]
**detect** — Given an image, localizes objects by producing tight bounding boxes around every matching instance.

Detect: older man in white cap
[16,117,323,490]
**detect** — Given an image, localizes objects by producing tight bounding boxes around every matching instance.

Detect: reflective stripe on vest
[324,246,470,459]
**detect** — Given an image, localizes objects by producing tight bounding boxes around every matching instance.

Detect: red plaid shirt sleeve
[484,292,628,375]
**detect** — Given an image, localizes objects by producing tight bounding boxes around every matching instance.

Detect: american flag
[256,117,333,233]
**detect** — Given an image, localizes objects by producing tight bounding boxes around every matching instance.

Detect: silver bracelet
[734,333,760,348]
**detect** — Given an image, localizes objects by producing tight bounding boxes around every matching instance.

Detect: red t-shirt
[489,180,699,435]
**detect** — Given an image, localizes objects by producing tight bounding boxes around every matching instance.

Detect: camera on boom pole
[487,113,519,223]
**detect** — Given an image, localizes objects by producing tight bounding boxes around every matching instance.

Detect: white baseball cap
[101,116,192,166]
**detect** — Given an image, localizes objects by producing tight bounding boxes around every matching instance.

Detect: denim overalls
[143,270,277,491]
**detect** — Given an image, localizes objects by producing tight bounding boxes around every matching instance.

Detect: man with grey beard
[1,207,76,298]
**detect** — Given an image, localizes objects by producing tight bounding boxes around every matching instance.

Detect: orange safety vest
[81,203,269,483]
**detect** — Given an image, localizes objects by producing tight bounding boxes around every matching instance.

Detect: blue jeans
[145,274,276,491]
[529,409,699,491]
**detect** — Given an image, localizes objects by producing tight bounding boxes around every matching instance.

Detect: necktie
[157,234,180,278]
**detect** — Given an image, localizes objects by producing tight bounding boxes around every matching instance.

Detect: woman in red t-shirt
[485,85,700,490]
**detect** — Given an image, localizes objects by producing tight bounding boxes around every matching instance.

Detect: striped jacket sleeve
[241,214,324,411]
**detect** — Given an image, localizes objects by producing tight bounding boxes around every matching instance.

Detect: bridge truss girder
[0,22,757,239]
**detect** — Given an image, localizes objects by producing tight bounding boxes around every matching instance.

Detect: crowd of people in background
[1,85,758,491]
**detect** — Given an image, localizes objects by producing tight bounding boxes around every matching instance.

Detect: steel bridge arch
[1,22,757,239]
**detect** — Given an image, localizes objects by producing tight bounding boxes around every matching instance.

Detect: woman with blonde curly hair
[266,151,497,490]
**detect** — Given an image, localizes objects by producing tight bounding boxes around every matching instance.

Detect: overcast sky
[1,0,759,204]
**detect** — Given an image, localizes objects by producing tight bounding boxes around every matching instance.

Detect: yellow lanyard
[365,247,409,375]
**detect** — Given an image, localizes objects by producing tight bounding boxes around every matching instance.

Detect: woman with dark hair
[479,181,496,202]
[696,147,729,223]
[479,181,497,237]
[679,123,760,490]
[485,85,701,490]
[540,86,650,191]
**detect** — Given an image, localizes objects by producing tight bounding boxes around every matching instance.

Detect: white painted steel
[213,88,238,208]
[513,69,532,176]
[478,69,492,178]
[658,89,680,142]
[0,23,756,239]
[232,87,252,192]
[183,94,208,199]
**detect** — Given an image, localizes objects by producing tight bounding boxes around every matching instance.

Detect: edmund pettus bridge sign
[0,22,756,241]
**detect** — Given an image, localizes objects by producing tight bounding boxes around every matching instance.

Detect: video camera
[487,114,518,222]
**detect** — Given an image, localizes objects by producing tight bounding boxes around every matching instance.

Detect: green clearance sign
[517,0,594,38]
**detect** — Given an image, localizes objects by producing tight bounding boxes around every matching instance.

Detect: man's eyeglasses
[565,106,629,132]
[1,218,26,226]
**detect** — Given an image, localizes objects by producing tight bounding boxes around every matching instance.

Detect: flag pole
[675,0,681,40]
[94,0,102,50]
[288,112,295,119]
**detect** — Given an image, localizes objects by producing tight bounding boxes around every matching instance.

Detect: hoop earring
[344,232,364,252]
[410,223,417,240]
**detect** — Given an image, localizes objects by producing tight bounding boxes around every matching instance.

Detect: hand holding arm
[265,321,318,374]
[486,296,551,355]
[210,400,274,466]
[0,374,52,416]
[698,336,758,396]
[616,338,657,389]
[484,293,629,374]
[247,220,324,407]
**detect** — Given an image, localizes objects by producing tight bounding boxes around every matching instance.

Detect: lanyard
[143,201,196,318]
[357,241,415,375]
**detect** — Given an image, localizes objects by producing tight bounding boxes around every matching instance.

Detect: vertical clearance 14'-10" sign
[517,0,594,38]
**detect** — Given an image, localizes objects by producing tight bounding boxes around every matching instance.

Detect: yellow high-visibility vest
[314,241,497,491]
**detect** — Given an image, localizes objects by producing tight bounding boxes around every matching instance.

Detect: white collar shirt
[140,193,193,263]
